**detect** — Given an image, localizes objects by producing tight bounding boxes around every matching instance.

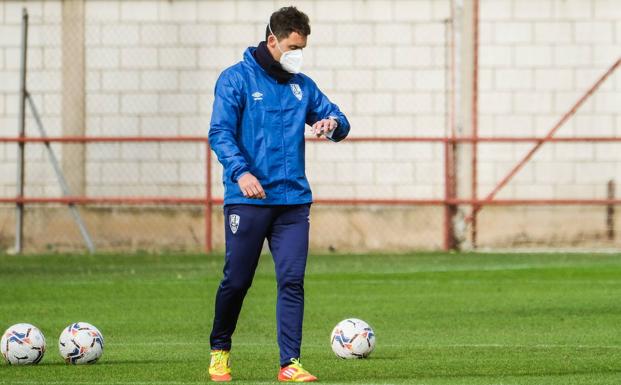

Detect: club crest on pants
[229,214,240,234]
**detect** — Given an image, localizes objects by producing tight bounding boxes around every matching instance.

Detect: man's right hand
[237,173,266,199]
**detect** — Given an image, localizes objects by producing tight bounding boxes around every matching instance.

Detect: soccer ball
[58,322,104,364]
[1,323,46,365]
[330,318,375,359]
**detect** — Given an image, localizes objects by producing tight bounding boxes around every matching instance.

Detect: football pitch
[0,252,620,385]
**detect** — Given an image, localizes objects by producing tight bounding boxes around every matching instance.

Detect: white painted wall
[478,0,621,200]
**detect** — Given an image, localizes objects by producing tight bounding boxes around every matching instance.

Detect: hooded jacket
[209,47,351,205]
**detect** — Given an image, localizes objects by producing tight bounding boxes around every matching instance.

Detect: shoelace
[291,358,302,367]
[289,358,305,370]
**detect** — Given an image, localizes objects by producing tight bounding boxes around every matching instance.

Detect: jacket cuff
[232,167,250,183]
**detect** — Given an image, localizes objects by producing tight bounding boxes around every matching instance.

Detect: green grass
[0,252,620,385]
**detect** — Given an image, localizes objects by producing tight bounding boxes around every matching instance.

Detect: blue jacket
[209,47,350,205]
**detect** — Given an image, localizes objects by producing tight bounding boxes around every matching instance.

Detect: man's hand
[238,172,266,199]
[311,118,337,137]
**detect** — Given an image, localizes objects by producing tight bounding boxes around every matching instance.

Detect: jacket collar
[244,46,294,84]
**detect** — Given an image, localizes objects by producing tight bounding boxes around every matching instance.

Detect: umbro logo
[252,92,263,101]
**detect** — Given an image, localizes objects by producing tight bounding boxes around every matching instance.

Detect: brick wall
[0,0,619,204]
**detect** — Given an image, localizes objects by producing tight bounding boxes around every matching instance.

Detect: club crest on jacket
[290,83,303,101]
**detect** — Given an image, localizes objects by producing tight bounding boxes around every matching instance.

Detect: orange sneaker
[278,358,318,382]
[209,350,232,382]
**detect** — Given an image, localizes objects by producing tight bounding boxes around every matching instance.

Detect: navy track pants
[209,204,311,366]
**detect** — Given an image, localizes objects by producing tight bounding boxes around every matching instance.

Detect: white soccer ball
[330,318,375,359]
[1,323,46,365]
[58,322,104,364]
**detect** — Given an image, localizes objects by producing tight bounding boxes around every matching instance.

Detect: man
[207,6,350,383]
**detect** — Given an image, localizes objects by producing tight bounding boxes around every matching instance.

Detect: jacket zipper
[279,85,288,203]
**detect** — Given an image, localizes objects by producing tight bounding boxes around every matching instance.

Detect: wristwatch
[328,116,339,128]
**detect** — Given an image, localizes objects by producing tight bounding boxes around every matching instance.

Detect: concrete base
[0,205,618,253]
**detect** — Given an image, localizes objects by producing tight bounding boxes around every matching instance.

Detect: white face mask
[268,22,304,74]
[278,48,303,74]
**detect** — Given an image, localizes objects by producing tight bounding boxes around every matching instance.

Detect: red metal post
[448,1,459,250]
[4,136,621,144]
[443,16,452,251]
[443,140,455,250]
[607,180,615,241]
[2,196,620,206]
[15,9,29,254]
[470,0,480,248]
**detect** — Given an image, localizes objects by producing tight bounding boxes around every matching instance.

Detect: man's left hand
[311,118,337,137]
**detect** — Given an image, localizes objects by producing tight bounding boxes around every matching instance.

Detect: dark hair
[265,6,311,41]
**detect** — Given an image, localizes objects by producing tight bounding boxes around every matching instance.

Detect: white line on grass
[311,278,621,285]
[435,343,621,349]
[375,262,620,273]
[25,262,620,288]
[113,341,621,349]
